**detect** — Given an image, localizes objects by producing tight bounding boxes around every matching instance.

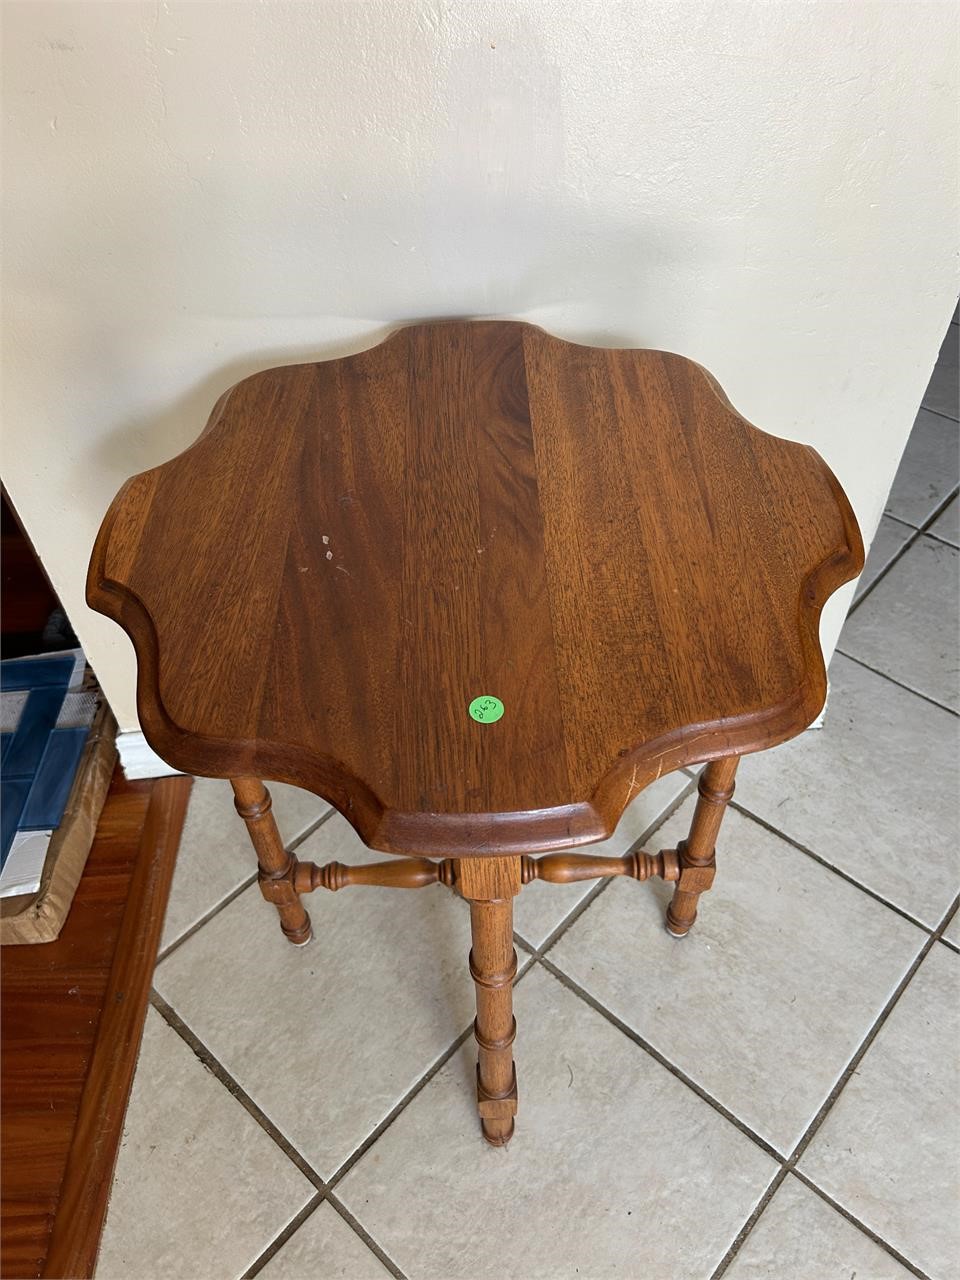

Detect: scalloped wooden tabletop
[87,321,863,856]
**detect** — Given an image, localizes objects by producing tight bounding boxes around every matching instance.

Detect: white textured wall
[3,1,957,733]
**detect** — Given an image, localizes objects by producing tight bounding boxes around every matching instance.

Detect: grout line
[941,902,960,936]
[528,874,614,955]
[514,930,538,956]
[536,956,787,1164]
[847,529,922,615]
[325,1193,409,1280]
[709,1167,791,1279]
[789,1171,934,1280]
[323,1025,476,1191]
[149,991,327,1192]
[155,872,258,965]
[833,650,959,717]
[926,530,959,550]
[917,404,959,425]
[286,804,338,854]
[879,513,921,532]
[635,773,702,839]
[726,801,934,934]
[787,922,941,1161]
[848,485,958,616]
[916,486,958,530]
[242,1192,326,1279]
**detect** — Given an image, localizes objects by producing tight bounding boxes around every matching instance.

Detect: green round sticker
[468,695,504,724]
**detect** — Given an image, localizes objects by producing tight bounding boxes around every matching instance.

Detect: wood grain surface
[87,321,863,857]
[42,776,190,1279]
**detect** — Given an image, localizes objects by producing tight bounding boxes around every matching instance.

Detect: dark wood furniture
[1,489,61,660]
[1,771,191,1278]
[87,320,863,1146]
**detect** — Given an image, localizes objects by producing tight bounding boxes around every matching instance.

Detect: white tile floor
[97,321,960,1280]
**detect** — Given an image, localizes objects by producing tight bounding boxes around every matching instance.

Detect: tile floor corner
[96,1009,315,1280]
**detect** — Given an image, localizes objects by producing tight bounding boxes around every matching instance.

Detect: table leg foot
[231,777,313,946]
[666,757,739,936]
[482,1118,515,1147]
[282,917,314,946]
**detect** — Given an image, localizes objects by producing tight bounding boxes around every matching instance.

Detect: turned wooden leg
[231,776,313,946]
[458,857,521,1147]
[666,756,739,938]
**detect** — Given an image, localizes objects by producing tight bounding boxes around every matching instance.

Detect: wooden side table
[87,321,863,1146]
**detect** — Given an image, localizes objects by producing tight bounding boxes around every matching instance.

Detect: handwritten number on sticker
[468,695,504,724]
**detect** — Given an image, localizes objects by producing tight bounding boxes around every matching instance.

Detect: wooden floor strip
[1,770,191,1280]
